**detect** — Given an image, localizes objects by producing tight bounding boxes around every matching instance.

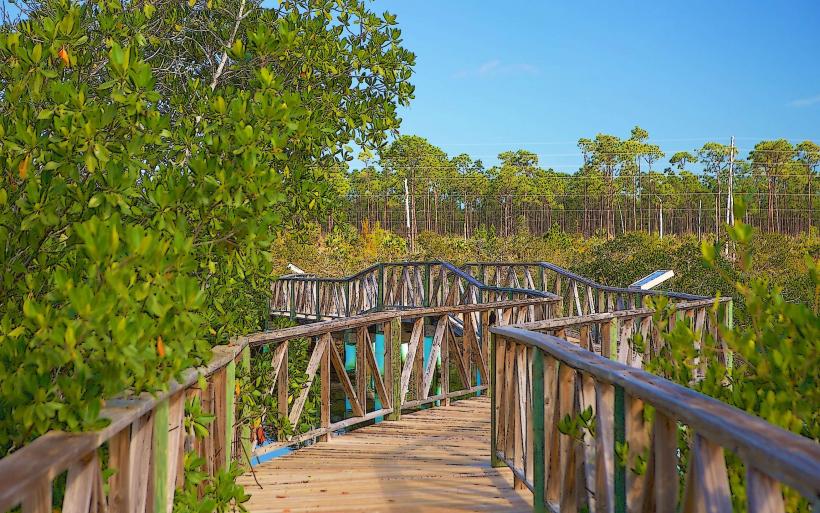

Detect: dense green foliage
[647,202,819,511]
[0,0,413,458]
[273,222,819,325]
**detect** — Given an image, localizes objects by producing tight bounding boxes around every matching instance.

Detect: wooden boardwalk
[239,397,533,513]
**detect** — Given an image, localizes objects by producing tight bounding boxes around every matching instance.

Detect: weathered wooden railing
[270,261,559,320]
[247,296,558,460]
[509,298,732,371]
[0,296,558,513]
[490,324,820,513]
[0,341,248,513]
[462,262,709,318]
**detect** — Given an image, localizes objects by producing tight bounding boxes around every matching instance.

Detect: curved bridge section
[270,261,561,321]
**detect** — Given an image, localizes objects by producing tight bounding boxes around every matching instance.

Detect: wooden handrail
[270,261,561,321]
[0,342,248,513]
[0,297,554,513]
[507,297,727,331]
[463,261,709,301]
[250,297,558,346]
[490,326,820,511]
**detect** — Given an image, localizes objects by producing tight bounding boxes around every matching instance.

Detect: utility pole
[724,136,735,257]
[726,136,735,226]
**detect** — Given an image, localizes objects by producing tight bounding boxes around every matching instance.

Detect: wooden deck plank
[239,397,532,512]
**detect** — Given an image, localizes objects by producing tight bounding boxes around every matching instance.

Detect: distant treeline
[336,130,819,239]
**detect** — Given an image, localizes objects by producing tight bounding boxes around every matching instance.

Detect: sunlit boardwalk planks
[239,397,533,513]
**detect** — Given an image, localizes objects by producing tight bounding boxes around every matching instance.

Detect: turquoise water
[256,327,452,465]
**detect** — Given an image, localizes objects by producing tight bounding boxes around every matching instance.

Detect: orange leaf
[157,336,166,357]
[58,47,70,66]
[18,155,30,179]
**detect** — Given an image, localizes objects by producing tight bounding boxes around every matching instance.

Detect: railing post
[152,398,169,513]
[489,330,503,468]
[602,318,619,360]
[225,358,236,466]
[319,337,330,441]
[386,317,402,421]
[614,385,627,513]
[532,349,546,513]
[239,346,251,470]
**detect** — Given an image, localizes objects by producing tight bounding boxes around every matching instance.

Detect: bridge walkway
[239,397,532,513]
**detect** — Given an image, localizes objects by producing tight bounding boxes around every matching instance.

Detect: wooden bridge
[1,262,819,513]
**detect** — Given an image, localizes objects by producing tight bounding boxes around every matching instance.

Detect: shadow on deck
[239,397,532,513]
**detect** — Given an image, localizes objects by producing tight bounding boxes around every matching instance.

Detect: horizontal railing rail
[508,297,733,372]
[490,325,820,513]
[462,261,710,319]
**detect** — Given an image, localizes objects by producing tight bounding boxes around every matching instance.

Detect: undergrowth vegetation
[273,220,819,326]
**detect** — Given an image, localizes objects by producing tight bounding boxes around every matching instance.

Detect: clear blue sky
[371,0,820,171]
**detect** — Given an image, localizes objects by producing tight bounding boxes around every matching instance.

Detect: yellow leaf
[18,154,31,179]
[157,336,166,357]
[58,46,70,66]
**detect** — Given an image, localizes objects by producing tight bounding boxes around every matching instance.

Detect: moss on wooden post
[225,359,236,467]
[152,398,169,513]
[532,349,546,513]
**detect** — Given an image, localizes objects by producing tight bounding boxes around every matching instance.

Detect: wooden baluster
[490,333,505,468]
[625,395,650,513]
[441,316,451,405]
[617,318,633,364]
[681,434,732,513]
[356,328,368,414]
[653,412,679,513]
[746,467,785,513]
[595,382,615,513]
[386,318,403,420]
[63,451,99,513]
[363,329,391,410]
[558,363,578,513]
[578,372,597,511]
[422,316,446,399]
[532,349,547,513]
[525,347,535,485]
[277,340,289,440]
[165,391,185,511]
[602,319,618,359]
[319,336,331,442]
[130,412,154,513]
[513,344,528,486]
[329,334,364,418]
[108,426,132,513]
[150,397,170,513]
[399,318,423,404]
[22,479,51,513]
[502,340,517,460]
[210,368,227,471]
[289,336,329,432]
